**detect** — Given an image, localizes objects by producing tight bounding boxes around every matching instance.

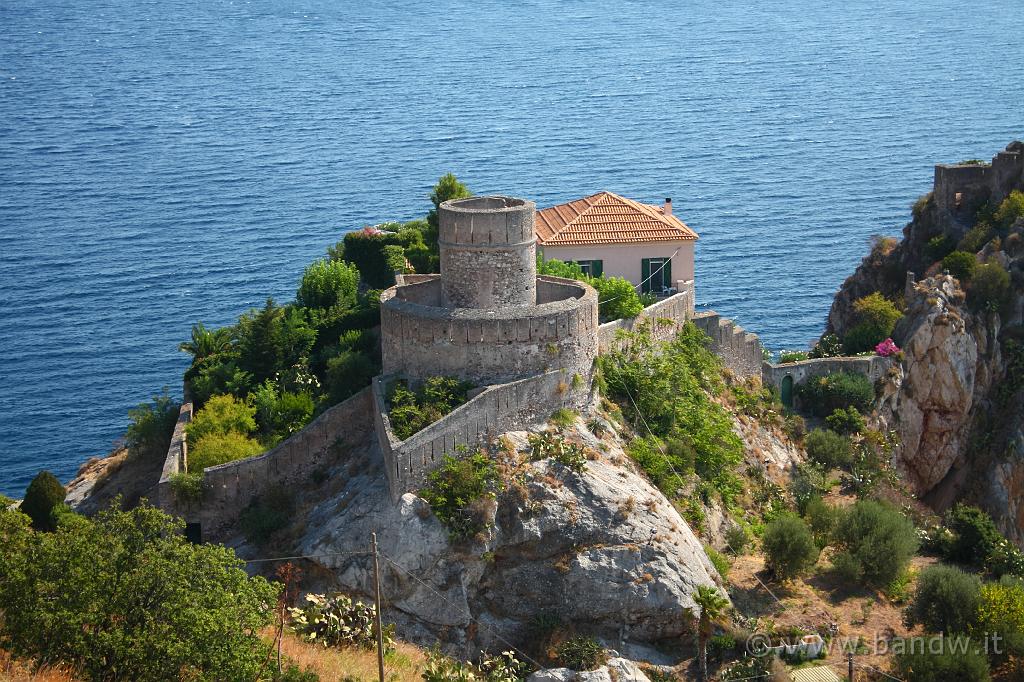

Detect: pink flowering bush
[875,338,900,357]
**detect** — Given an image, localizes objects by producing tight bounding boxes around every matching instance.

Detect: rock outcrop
[527,657,652,682]
[290,417,720,658]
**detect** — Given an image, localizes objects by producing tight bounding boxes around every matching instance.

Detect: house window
[571,260,603,277]
[641,257,672,294]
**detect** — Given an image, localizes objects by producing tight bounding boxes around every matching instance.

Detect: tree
[833,499,919,587]
[976,577,1024,663]
[427,173,472,231]
[994,190,1024,228]
[942,251,978,283]
[944,504,1004,568]
[124,391,180,461]
[967,262,1011,313]
[906,565,981,634]
[19,471,65,532]
[762,512,819,580]
[186,393,257,442]
[178,322,234,366]
[843,292,902,353]
[188,431,264,471]
[893,636,990,682]
[0,504,278,681]
[236,299,317,386]
[692,585,730,682]
[296,258,360,311]
[804,428,854,469]
[588,275,646,322]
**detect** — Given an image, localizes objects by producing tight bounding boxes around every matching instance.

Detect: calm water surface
[1,0,1022,495]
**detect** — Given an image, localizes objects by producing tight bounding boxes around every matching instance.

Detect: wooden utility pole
[848,651,854,681]
[372,532,386,682]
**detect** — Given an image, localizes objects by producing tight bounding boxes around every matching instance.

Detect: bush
[944,504,1003,567]
[976,578,1024,660]
[235,300,317,387]
[762,512,819,580]
[906,565,982,633]
[296,258,360,311]
[124,391,180,461]
[779,350,809,363]
[528,431,587,473]
[995,190,1024,228]
[843,293,902,353]
[825,407,866,435]
[323,348,378,404]
[705,545,731,579]
[796,372,875,417]
[926,233,957,262]
[805,428,854,468]
[169,472,205,503]
[239,486,295,546]
[893,636,990,682]
[803,497,841,548]
[20,471,66,532]
[942,250,977,283]
[188,431,264,471]
[791,462,831,515]
[0,504,278,681]
[288,592,393,652]
[555,636,607,671]
[186,394,257,442]
[968,262,1011,313]
[808,333,844,358]
[387,376,474,441]
[707,633,737,661]
[725,524,750,555]
[960,221,996,254]
[832,499,919,587]
[588,275,646,322]
[419,451,502,540]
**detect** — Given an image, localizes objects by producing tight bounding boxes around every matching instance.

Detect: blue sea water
[1,0,1022,496]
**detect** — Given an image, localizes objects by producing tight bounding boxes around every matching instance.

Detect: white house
[534,191,697,295]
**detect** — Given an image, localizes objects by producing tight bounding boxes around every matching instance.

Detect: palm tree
[693,584,730,682]
[178,322,233,366]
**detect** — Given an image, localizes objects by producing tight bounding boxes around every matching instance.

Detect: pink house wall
[539,240,695,288]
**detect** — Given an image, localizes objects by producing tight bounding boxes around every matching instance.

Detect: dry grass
[274,630,427,682]
[0,649,77,682]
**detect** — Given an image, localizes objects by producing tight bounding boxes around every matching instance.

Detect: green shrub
[893,636,990,682]
[323,348,378,404]
[796,372,875,417]
[588,275,646,322]
[944,504,1003,567]
[906,565,981,634]
[762,512,819,580]
[968,262,1011,313]
[186,394,257,442]
[707,633,737,662]
[188,431,264,471]
[537,257,586,279]
[825,407,866,435]
[296,258,360,311]
[0,504,278,681]
[705,545,731,579]
[387,376,474,441]
[842,292,902,354]
[250,381,315,442]
[528,431,587,473]
[959,222,996,254]
[235,300,317,387]
[832,499,919,587]
[555,636,607,671]
[804,429,854,469]
[725,524,750,555]
[169,472,206,503]
[942,250,977,282]
[808,333,844,358]
[419,451,502,540]
[124,391,180,461]
[977,578,1024,661]
[791,462,831,516]
[288,592,393,652]
[926,233,957,262]
[995,190,1024,228]
[20,471,66,532]
[549,408,577,429]
[778,350,809,363]
[239,486,294,546]
[784,413,807,441]
[803,497,841,548]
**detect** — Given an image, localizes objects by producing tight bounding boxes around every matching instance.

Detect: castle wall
[933,142,1024,216]
[439,196,537,308]
[380,275,599,386]
[373,370,591,500]
[156,388,374,538]
[598,281,694,352]
[692,311,764,380]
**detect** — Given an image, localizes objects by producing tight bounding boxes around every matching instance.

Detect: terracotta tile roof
[535,191,698,246]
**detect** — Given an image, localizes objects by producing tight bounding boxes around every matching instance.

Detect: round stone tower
[439,196,537,309]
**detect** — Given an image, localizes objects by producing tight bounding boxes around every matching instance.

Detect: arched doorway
[781,375,794,409]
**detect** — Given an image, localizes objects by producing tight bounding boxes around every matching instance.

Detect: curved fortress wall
[380,275,598,385]
[439,196,537,309]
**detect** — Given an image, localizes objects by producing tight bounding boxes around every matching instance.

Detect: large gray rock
[294,421,720,656]
[526,658,652,682]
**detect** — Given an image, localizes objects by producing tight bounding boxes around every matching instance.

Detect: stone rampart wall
[934,142,1023,215]
[380,275,599,385]
[374,370,590,499]
[692,311,764,380]
[157,398,193,487]
[156,388,374,536]
[762,355,894,396]
[597,280,694,352]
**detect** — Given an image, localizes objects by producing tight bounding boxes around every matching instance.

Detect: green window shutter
[592,260,603,277]
[641,259,651,294]
[663,258,672,290]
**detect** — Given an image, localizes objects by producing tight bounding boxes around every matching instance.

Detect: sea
[1,0,1022,496]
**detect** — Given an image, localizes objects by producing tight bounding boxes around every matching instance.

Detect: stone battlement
[934,141,1024,217]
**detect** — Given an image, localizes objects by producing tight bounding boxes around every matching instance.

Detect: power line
[243,550,370,564]
[596,248,681,305]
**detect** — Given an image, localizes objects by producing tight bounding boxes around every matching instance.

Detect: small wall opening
[184,522,202,545]
[781,375,794,409]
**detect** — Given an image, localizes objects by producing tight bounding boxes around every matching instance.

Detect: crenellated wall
[373,370,591,500]
[934,141,1024,216]
[380,275,599,386]
[692,311,764,379]
[598,280,694,352]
